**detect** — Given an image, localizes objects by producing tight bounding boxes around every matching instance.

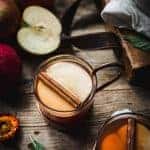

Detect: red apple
[19,0,54,10]
[0,0,21,38]
[0,43,22,96]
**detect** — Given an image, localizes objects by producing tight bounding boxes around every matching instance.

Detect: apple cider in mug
[34,55,95,125]
[34,55,121,125]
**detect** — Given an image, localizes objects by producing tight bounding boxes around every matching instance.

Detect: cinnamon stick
[127,118,136,150]
[37,72,81,108]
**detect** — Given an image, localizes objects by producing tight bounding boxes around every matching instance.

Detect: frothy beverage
[36,61,93,112]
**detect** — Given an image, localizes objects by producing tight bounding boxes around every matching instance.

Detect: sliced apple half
[17,6,62,55]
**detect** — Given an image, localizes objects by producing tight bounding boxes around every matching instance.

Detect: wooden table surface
[0,0,150,150]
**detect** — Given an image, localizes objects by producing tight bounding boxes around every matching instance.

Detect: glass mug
[34,55,122,125]
[94,112,150,150]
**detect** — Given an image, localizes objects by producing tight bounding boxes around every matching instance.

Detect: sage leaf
[29,136,45,150]
[124,34,150,52]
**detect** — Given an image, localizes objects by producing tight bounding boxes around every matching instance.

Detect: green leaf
[29,136,45,150]
[124,34,150,52]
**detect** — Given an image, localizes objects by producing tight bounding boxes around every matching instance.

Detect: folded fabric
[101,0,150,38]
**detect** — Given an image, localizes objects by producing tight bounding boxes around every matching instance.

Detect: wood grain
[0,0,150,150]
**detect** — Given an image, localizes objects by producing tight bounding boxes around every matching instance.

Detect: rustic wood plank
[0,0,150,150]
[0,89,150,149]
[0,125,98,150]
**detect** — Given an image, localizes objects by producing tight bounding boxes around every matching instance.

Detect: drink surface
[36,61,93,111]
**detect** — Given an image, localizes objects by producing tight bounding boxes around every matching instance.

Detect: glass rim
[34,54,98,113]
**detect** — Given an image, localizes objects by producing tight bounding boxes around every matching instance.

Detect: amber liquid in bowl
[95,113,150,150]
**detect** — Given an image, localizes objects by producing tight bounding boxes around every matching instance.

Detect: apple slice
[17,6,62,55]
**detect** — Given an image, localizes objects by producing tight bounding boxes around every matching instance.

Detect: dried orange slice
[0,114,19,141]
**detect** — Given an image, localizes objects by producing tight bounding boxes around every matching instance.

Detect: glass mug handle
[93,62,123,92]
